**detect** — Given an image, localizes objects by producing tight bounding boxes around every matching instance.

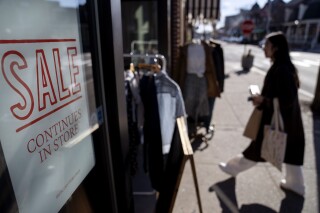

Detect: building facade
[223,0,320,51]
[283,0,320,50]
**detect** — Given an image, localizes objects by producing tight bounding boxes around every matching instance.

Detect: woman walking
[219,32,305,196]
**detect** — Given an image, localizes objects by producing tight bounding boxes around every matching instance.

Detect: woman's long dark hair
[266,31,300,88]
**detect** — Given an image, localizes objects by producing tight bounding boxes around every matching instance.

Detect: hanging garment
[125,70,143,124]
[140,74,164,191]
[124,70,142,176]
[174,40,220,98]
[154,70,186,154]
[174,41,221,132]
[197,40,225,132]
[183,74,209,120]
[186,42,206,77]
[184,42,209,119]
[209,40,225,93]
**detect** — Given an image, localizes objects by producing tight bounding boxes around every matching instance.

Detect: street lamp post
[241,20,255,71]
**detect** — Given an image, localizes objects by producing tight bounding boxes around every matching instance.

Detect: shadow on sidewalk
[278,191,304,213]
[235,69,250,75]
[190,134,209,152]
[208,177,239,213]
[208,177,305,213]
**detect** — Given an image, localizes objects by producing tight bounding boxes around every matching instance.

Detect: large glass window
[307,23,317,42]
[0,1,99,212]
[121,1,158,54]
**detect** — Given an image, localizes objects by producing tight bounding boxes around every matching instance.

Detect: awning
[185,0,220,20]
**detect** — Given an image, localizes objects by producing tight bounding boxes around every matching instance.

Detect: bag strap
[272,98,285,131]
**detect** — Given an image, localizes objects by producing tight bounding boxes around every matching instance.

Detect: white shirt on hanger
[187,42,205,78]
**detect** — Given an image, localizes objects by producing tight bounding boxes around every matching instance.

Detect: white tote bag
[261,98,287,171]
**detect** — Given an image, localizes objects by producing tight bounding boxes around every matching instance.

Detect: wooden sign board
[156,117,202,213]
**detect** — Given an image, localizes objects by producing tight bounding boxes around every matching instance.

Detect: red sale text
[0,39,82,133]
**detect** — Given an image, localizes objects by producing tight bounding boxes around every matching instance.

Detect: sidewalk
[172,62,318,213]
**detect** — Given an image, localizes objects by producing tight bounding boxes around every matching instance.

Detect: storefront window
[0,0,99,212]
[307,23,317,42]
[297,24,306,41]
[318,25,320,43]
[121,1,158,54]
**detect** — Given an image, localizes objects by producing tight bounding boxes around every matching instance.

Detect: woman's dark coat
[243,61,305,165]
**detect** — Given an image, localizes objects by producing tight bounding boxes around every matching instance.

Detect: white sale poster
[0,1,96,213]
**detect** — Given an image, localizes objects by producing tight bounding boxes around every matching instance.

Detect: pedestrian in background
[219,32,306,197]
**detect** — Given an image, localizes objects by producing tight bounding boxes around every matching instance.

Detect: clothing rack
[123,53,166,197]
[123,53,167,71]
[137,63,161,72]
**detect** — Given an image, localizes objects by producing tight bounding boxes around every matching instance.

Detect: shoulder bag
[261,98,287,171]
[243,107,262,141]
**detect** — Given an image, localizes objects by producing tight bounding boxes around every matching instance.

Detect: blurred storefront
[221,0,320,51]
[283,0,320,51]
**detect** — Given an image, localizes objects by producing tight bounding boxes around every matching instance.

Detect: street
[220,41,320,97]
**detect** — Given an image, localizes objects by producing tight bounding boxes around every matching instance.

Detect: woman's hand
[251,95,264,106]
